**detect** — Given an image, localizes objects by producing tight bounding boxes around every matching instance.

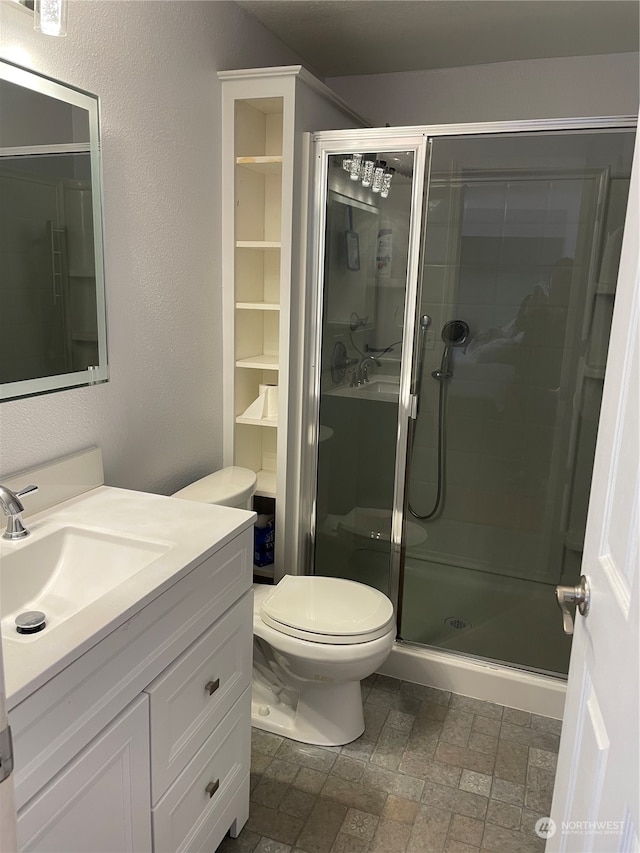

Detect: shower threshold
[377,640,566,719]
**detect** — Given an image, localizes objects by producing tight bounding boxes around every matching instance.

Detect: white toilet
[172,468,396,746]
[253,575,395,746]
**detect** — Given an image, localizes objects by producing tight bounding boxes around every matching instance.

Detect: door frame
[301,116,637,621]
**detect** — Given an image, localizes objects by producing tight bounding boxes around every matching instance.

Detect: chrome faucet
[358,355,381,385]
[0,483,38,541]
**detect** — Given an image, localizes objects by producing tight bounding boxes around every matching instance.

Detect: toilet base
[251,677,365,746]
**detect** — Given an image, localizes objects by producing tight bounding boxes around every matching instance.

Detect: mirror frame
[0,59,108,401]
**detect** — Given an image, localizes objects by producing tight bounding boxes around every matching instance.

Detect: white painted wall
[0,0,302,493]
[1,1,637,497]
[328,52,639,127]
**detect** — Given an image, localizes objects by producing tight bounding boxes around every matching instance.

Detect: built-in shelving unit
[220,66,364,579]
[231,94,283,516]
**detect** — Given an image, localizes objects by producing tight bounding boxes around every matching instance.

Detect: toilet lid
[171,466,256,507]
[260,575,395,645]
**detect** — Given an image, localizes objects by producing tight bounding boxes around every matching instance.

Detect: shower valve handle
[555,575,590,635]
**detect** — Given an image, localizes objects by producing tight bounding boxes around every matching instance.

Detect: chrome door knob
[555,575,591,635]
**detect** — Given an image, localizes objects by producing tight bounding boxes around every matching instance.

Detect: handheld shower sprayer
[409,317,469,521]
[411,315,432,396]
[432,320,470,381]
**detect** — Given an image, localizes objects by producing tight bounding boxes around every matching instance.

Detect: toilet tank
[171,466,257,509]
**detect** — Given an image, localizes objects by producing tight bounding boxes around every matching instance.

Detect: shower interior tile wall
[412,173,626,591]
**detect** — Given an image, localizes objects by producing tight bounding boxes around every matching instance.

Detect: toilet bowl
[252,575,396,746]
[170,469,395,746]
[171,466,257,509]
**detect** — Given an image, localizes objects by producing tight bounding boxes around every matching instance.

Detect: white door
[0,633,18,853]
[548,136,639,850]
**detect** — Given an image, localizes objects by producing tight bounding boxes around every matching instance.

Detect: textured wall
[0,0,302,493]
[328,52,640,127]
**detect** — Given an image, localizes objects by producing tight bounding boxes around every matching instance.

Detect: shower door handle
[409,394,419,419]
[555,575,590,635]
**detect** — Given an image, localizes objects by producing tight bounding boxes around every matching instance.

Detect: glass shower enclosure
[306,119,635,677]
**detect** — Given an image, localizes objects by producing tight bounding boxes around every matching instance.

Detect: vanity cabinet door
[17,695,151,853]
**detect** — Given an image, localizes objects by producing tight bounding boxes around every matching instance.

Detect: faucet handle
[16,484,38,499]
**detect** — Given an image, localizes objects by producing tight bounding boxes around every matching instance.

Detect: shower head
[432,319,469,381]
[441,320,469,347]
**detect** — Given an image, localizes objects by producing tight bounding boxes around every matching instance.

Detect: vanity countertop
[1,485,255,709]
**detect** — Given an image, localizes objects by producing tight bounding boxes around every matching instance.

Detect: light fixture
[371,160,387,193]
[349,153,363,182]
[361,157,375,188]
[380,167,395,198]
[34,0,67,36]
[341,154,394,199]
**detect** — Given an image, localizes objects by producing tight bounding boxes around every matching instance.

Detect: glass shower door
[402,129,635,674]
[312,148,420,598]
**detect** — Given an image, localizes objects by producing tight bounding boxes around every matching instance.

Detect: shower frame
[299,116,637,691]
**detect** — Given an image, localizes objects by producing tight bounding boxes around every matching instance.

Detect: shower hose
[408,378,448,520]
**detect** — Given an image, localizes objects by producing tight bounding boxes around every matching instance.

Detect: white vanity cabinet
[9,525,254,853]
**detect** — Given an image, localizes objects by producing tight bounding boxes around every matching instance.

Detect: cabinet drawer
[145,590,252,802]
[152,687,251,853]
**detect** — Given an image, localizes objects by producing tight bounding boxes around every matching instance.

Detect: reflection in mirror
[0,60,107,400]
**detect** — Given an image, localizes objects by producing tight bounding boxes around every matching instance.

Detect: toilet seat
[172,466,256,507]
[259,575,395,645]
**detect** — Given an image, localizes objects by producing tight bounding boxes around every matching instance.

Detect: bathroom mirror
[0,60,108,401]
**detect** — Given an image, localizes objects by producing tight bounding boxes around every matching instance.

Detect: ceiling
[235,0,640,78]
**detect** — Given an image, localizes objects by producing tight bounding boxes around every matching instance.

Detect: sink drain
[444,616,470,630]
[15,611,46,635]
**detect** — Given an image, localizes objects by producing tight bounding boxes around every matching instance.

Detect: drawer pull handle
[205,779,220,799]
[205,679,220,696]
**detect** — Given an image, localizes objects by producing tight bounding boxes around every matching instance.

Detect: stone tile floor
[217,674,562,853]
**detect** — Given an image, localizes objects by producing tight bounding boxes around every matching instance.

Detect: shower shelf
[583,365,606,380]
[565,530,585,552]
[596,281,617,296]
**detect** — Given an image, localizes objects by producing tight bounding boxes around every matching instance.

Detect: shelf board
[235,416,277,428]
[236,302,280,311]
[564,530,584,552]
[255,469,276,498]
[253,565,275,579]
[236,156,283,175]
[236,241,281,249]
[236,355,279,371]
[583,365,606,380]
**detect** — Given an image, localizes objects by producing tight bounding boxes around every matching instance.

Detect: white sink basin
[1,526,169,641]
[0,476,255,707]
[327,376,400,403]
